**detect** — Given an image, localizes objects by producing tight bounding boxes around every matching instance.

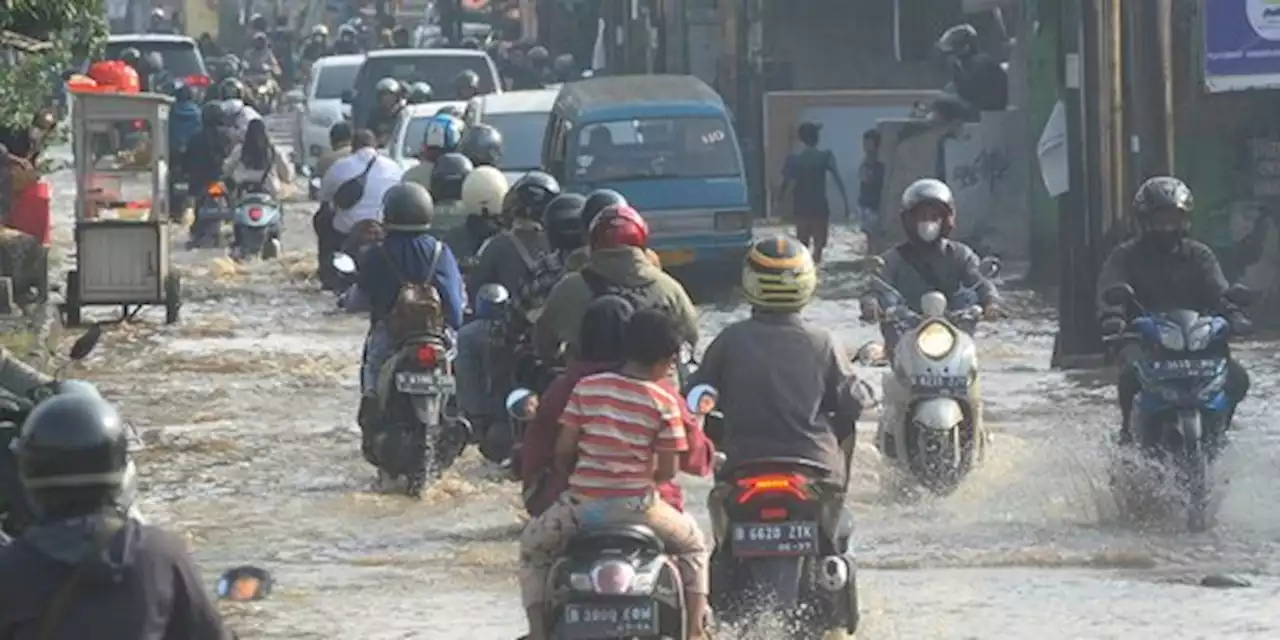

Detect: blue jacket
[169,101,202,153]
[358,232,465,331]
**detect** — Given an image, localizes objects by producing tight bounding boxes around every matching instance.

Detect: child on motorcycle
[519,309,711,640]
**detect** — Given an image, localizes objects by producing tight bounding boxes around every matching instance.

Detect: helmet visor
[904,200,949,224]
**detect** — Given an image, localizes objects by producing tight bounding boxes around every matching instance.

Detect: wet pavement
[33,119,1280,638]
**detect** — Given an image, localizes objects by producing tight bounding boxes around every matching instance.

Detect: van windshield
[571,116,740,182]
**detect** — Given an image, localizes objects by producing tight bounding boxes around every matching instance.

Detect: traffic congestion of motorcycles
[0,5,1263,640]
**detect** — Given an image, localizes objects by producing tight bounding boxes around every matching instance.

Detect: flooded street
[37,119,1280,639]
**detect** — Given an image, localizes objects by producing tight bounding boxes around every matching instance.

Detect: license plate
[173,182,188,191]
[561,602,658,638]
[912,375,968,392]
[656,249,695,267]
[1146,359,1223,380]
[730,521,819,557]
[394,371,455,394]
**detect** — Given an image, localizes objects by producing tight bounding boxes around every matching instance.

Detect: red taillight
[247,207,263,221]
[132,119,146,130]
[759,507,789,521]
[186,73,212,88]
[735,473,810,504]
[415,344,439,368]
[590,561,635,595]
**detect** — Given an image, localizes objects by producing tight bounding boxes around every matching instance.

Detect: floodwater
[36,119,1280,639]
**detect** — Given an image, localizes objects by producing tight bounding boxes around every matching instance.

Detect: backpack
[579,266,669,315]
[379,241,446,343]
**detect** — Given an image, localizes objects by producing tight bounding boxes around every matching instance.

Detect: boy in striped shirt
[518,309,710,640]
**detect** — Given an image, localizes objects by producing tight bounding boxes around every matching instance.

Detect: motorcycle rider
[445,165,507,261]
[147,7,174,34]
[534,205,699,361]
[552,53,576,83]
[519,308,712,640]
[332,24,362,55]
[391,25,412,48]
[118,47,144,84]
[350,183,465,452]
[182,104,233,201]
[314,123,354,291]
[0,394,233,638]
[1097,176,1252,443]
[269,14,296,90]
[401,113,465,189]
[857,178,1000,352]
[222,119,293,199]
[407,81,434,104]
[243,32,282,79]
[690,234,867,489]
[168,84,203,157]
[456,283,511,460]
[142,52,172,94]
[565,188,628,268]
[454,69,482,100]
[319,128,405,260]
[249,13,269,35]
[300,25,330,67]
[218,78,263,143]
[366,78,406,145]
[458,123,503,167]
[526,45,553,86]
[425,152,474,220]
[468,171,559,300]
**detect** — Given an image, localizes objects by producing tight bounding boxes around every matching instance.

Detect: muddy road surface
[36,118,1280,638]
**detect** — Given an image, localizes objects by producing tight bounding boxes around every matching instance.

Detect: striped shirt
[562,372,689,499]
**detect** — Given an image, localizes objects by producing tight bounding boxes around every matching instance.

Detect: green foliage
[0,0,109,130]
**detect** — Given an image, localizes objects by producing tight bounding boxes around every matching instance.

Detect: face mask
[1142,227,1186,252]
[916,220,941,243]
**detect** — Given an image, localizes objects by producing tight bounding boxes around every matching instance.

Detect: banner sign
[1204,0,1280,93]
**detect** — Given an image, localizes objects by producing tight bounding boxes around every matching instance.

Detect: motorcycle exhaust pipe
[817,556,850,592]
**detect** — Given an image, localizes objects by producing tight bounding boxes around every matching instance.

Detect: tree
[0,0,108,130]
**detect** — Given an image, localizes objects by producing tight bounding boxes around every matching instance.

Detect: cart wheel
[63,270,82,327]
[164,273,182,325]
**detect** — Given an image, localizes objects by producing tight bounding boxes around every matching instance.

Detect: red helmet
[589,204,649,250]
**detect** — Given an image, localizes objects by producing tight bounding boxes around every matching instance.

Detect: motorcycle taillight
[590,560,635,595]
[734,473,811,504]
[415,344,440,368]
[247,207,263,221]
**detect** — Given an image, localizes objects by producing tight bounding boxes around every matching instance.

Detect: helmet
[454,69,481,93]
[581,189,628,230]
[407,82,434,104]
[1133,176,1193,247]
[430,153,475,201]
[221,77,245,101]
[436,105,464,118]
[554,53,575,73]
[459,124,503,166]
[528,45,550,66]
[339,24,357,38]
[589,204,649,250]
[937,23,979,57]
[382,182,436,232]
[543,193,587,253]
[742,235,818,312]
[174,84,194,102]
[151,7,166,20]
[201,103,225,127]
[312,25,329,38]
[15,394,134,515]
[145,51,165,72]
[250,13,269,32]
[461,166,509,217]
[376,77,402,95]
[474,283,511,320]
[423,114,465,153]
[502,171,561,223]
[900,178,956,243]
[120,47,142,66]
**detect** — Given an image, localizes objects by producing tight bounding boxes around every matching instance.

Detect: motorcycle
[245,72,279,115]
[856,255,1001,497]
[332,254,470,496]
[189,181,234,249]
[231,189,283,261]
[1101,282,1255,532]
[505,386,714,639]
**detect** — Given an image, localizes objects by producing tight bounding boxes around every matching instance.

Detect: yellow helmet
[460,165,509,217]
[742,235,817,311]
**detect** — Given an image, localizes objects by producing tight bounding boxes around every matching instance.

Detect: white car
[463,88,558,184]
[296,54,364,170]
[388,101,468,171]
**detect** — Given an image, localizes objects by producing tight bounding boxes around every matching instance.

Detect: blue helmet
[423,114,465,153]
[474,283,510,320]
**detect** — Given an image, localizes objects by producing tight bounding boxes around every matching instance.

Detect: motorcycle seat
[726,457,832,480]
[568,524,664,554]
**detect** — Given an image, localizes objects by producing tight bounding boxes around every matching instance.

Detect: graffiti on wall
[941,112,1028,259]
[950,146,1011,193]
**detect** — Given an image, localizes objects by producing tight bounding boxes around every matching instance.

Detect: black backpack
[579,267,670,315]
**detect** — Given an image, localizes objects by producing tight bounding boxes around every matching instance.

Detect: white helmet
[312,24,329,38]
[461,166,509,217]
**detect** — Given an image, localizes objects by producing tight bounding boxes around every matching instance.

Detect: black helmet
[528,45,550,66]
[459,123,503,166]
[1133,176,1193,248]
[201,102,224,127]
[15,394,133,516]
[376,77,403,95]
[120,47,142,66]
[407,82,434,103]
[338,24,357,38]
[382,182,436,233]
[221,77,245,100]
[174,84,194,102]
[250,13,269,32]
[937,23,979,57]
[430,153,475,201]
[454,69,480,92]
[580,189,628,230]
[502,171,561,223]
[543,193,587,253]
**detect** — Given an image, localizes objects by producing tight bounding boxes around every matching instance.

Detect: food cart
[63,91,182,326]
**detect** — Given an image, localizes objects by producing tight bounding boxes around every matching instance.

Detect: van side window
[546,117,570,178]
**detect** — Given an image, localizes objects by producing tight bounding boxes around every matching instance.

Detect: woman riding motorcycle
[221,119,293,198]
[468,171,560,300]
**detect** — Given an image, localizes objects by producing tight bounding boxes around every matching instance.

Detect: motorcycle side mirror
[506,388,538,420]
[340,89,355,104]
[686,384,719,416]
[1101,283,1136,307]
[1224,284,1259,307]
[978,256,1001,278]
[299,164,313,178]
[216,565,273,602]
[855,256,886,274]
[69,325,102,361]
[332,253,357,275]
[853,341,889,367]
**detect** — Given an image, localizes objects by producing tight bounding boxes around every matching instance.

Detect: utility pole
[1129,0,1176,179]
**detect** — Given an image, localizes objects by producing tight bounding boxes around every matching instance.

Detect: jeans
[312,204,346,291]
[360,321,395,397]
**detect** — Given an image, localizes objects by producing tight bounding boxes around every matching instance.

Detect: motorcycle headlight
[915,321,956,359]
[1186,321,1214,352]
[1157,323,1185,351]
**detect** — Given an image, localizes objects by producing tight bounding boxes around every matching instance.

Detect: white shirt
[319,147,406,234]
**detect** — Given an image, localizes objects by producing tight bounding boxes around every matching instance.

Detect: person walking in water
[775,122,850,263]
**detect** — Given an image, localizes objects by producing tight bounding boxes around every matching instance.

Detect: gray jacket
[468,225,549,301]
[688,312,866,488]
[861,239,998,314]
[455,318,499,418]
[1096,237,1229,320]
